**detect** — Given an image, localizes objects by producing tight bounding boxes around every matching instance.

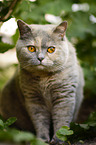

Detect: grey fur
[0,20,84,143]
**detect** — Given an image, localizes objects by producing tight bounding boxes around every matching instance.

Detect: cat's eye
[27,45,36,53]
[47,46,55,53]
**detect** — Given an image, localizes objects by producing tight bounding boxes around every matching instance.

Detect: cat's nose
[37,53,44,62]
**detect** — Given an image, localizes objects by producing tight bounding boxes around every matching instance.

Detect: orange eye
[47,46,55,53]
[28,45,36,53]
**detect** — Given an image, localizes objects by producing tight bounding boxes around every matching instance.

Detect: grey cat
[0,20,84,144]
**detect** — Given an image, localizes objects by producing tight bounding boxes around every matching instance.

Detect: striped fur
[0,20,84,144]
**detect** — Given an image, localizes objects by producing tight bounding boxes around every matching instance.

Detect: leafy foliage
[0,116,17,130]
[56,112,96,143]
[0,113,96,144]
[0,130,46,145]
[69,112,96,143]
[0,116,46,145]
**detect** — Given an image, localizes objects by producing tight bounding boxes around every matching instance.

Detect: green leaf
[56,126,74,141]
[87,112,96,122]
[56,132,67,141]
[57,126,73,136]
[0,42,15,53]
[31,139,47,145]
[88,122,96,127]
[0,119,4,128]
[79,124,89,130]
[14,131,35,142]
[4,117,17,128]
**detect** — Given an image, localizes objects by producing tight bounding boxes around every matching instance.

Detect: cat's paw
[50,136,64,145]
[38,136,50,144]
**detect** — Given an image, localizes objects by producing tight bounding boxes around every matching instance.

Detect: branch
[0,0,21,22]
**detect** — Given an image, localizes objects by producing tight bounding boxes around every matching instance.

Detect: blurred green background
[0,0,96,121]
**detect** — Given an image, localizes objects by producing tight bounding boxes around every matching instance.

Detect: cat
[0,20,84,145]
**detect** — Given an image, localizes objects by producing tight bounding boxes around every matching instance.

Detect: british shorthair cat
[0,20,84,144]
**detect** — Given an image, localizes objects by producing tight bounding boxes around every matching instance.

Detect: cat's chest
[20,72,56,99]
[19,72,57,109]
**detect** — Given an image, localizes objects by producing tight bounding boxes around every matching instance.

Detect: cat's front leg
[51,92,76,144]
[25,100,50,143]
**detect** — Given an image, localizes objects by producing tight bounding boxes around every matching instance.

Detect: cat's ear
[53,21,67,40]
[17,20,32,39]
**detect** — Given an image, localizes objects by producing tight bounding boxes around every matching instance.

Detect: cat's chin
[36,64,45,70]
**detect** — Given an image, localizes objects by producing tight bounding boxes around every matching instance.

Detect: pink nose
[38,53,44,62]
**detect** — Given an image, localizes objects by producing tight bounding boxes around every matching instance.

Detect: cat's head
[16,20,69,72]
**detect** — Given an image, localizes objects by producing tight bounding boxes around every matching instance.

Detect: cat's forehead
[28,24,56,44]
[30,24,55,31]
[30,24,55,36]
